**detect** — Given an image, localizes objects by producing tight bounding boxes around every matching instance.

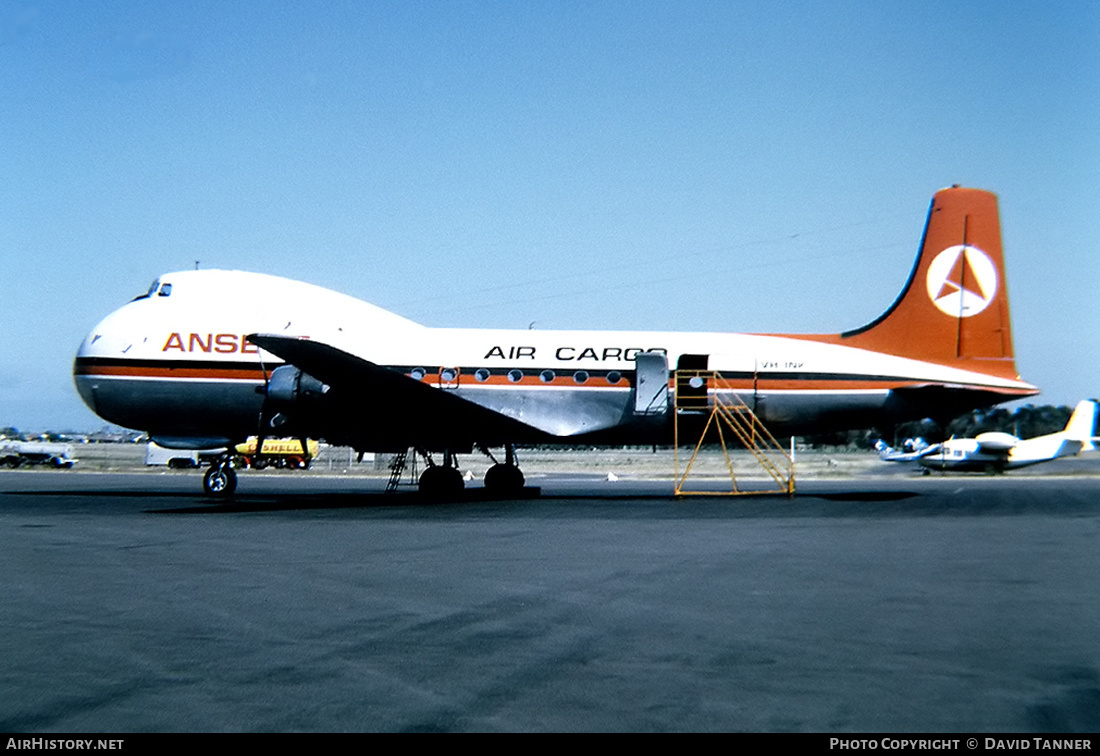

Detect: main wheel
[484,463,525,493]
[203,465,237,497]
[418,465,465,499]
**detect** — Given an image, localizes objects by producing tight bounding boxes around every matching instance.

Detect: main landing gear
[203,456,237,497]
[417,449,465,499]
[412,445,526,498]
[482,444,525,494]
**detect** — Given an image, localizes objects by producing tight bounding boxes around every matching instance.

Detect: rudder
[1063,400,1099,442]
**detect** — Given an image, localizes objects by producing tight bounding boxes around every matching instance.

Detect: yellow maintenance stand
[673,370,795,497]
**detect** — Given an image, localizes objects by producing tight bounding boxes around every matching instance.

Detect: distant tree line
[1,428,70,443]
[800,404,1076,450]
[940,404,1072,442]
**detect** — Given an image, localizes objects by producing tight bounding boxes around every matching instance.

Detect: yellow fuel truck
[234,437,320,469]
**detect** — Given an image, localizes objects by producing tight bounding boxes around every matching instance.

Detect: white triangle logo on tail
[926,245,997,318]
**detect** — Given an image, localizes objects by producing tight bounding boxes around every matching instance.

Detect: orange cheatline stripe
[76,365,266,381]
[76,361,1033,395]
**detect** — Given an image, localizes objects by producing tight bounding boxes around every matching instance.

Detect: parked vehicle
[145,442,224,469]
[0,441,76,469]
[234,437,319,469]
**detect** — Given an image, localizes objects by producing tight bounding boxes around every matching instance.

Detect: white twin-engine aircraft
[876,400,1099,473]
[74,186,1038,495]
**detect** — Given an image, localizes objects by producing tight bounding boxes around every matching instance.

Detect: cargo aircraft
[875,399,1098,472]
[73,186,1038,495]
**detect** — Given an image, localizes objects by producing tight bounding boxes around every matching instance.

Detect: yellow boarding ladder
[673,370,794,496]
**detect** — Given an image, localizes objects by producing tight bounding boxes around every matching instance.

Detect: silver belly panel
[75,375,265,439]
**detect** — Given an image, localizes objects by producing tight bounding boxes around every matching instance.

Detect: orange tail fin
[839,186,1022,380]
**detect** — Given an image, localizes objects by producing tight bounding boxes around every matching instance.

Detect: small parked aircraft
[74,186,1038,495]
[876,400,1099,472]
[874,436,931,462]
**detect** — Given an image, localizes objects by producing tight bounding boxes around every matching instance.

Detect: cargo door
[633,351,669,416]
[676,354,710,411]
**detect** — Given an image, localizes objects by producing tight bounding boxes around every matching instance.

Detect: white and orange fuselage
[73,187,1038,452]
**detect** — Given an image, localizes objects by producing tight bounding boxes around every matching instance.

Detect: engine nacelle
[266,365,328,404]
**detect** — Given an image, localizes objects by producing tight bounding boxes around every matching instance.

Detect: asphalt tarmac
[2,468,1099,732]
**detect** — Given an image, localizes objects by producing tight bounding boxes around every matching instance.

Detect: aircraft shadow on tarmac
[6,485,930,517]
[11,482,1098,517]
[156,492,925,517]
[132,488,1100,519]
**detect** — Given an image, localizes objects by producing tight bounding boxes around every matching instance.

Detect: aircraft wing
[247,334,546,449]
[973,431,1018,453]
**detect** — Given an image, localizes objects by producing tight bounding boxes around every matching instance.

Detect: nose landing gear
[203,457,237,497]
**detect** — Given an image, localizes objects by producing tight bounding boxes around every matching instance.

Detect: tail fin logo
[925,245,998,318]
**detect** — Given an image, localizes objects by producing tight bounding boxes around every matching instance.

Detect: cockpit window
[130,279,172,302]
[131,279,161,302]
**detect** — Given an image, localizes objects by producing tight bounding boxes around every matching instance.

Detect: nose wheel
[203,461,237,497]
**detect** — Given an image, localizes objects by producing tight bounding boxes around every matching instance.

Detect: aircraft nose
[73,332,101,415]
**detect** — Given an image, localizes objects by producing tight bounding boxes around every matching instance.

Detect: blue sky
[1,0,1097,431]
